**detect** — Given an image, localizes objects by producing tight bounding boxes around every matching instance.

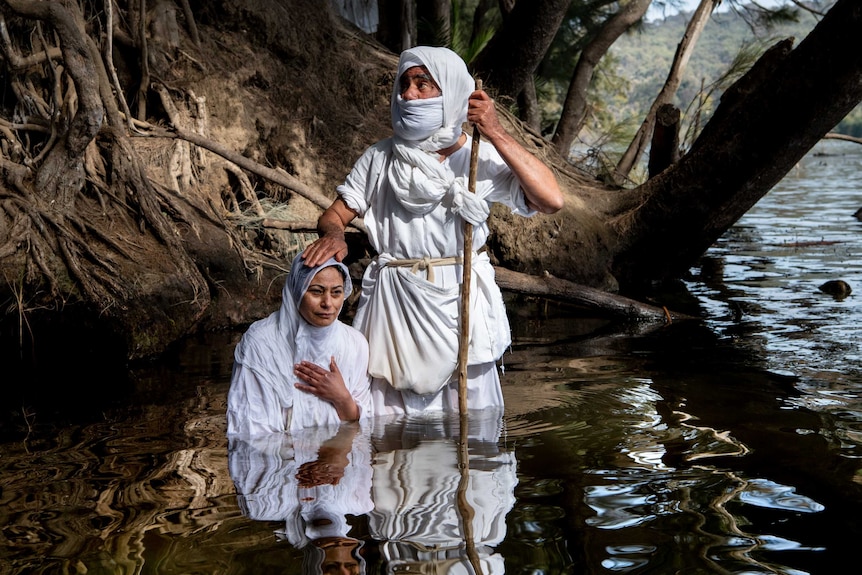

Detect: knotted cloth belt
[383,255,462,283]
[382,247,487,283]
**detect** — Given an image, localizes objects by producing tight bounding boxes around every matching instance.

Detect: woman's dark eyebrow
[307,283,344,290]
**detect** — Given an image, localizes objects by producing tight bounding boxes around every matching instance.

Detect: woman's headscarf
[267,253,353,379]
[278,251,352,336]
[229,252,355,432]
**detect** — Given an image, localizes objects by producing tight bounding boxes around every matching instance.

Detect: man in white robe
[302,46,563,416]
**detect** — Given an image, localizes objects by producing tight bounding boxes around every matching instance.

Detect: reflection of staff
[458,78,482,415]
[457,410,484,575]
[369,410,514,574]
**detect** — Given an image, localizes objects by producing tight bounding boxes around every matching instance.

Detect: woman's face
[298,267,345,327]
[319,538,361,575]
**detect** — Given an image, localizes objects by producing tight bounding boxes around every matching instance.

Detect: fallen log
[261,218,364,234]
[493,266,695,323]
[823,132,862,145]
[341,258,693,323]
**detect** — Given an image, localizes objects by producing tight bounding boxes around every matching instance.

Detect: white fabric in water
[227,424,373,549]
[227,254,371,436]
[357,250,507,395]
[367,411,516,561]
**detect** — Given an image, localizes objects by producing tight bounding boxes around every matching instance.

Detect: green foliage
[443,0,859,152]
[541,0,621,86]
[536,1,858,157]
[450,0,499,64]
[835,106,862,138]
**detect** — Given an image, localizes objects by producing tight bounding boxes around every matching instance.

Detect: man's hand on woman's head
[303,198,359,266]
[302,235,348,267]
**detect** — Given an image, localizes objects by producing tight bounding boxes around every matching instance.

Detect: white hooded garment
[337,46,535,412]
[227,253,371,436]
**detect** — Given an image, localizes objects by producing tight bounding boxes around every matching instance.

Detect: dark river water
[2,139,861,574]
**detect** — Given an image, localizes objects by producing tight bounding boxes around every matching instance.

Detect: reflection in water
[229,410,518,575]
[369,410,516,575]
[498,339,837,574]
[228,423,372,573]
[691,140,862,467]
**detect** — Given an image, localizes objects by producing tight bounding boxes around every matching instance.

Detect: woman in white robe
[227,252,371,436]
[302,46,564,417]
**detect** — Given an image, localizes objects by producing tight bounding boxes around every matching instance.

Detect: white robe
[227,256,371,436]
[338,137,534,415]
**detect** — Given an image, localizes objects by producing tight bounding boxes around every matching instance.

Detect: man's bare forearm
[318,207,347,239]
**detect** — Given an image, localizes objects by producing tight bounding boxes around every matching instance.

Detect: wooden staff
[456,83,484,575]
[457,79,482,416]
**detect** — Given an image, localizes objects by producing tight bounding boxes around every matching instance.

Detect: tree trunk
[489,0,862,294]
[612,0,717,184]
[607,0,862,289]
[648,103,681,177]
[417,0,450,46]
[517,79,541,132]
[377,0,410,52]
[400,0,417,50]
[551,0,652,159]
[472,0,570,103]
[493,266,693,323]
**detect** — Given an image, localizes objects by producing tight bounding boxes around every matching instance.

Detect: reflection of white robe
[228,425,373,548]
[339,138,534,413]
[368,411,516,574]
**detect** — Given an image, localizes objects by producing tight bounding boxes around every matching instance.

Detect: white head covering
[281,251,352,332]
[257,253,352,375]
[387,47,487,222]
[390,46,474,151]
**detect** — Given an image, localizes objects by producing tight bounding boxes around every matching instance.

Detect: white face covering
[392,95,444,142]
[388,47,486,218]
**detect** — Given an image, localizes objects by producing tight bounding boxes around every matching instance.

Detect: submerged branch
[823,132,862,145]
